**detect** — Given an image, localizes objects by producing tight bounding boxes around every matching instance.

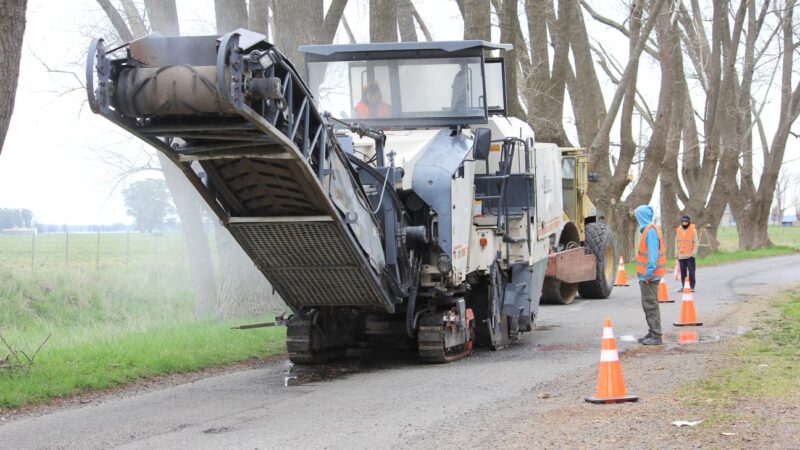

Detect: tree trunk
[397,0,417,42]
[214,227,285,318]
[144,0,180,36]
[524,0,571,146]
[143,0,220,317]
[735,207,772,250]
[609,204,640,265]
[272,0,324,77]
[370,0,398,42]
[463,0,490,40]
[158,155,219,318]
[0,0,27,156]
[214,0,248,34]
[320,0,348,44]
[498,0,525,118]
[247,0,270,38]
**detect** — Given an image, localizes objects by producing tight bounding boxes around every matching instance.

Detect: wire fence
[0,231,191,275]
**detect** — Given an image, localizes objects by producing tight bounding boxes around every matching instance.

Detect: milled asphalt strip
[1,253,798,450]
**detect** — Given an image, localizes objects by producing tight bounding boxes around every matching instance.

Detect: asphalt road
[2,254,799,449]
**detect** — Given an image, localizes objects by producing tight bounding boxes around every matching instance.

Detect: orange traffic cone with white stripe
[674,281,703,326]
[613,257,629,286]
[585,319,638,404]
[657,278,674,303]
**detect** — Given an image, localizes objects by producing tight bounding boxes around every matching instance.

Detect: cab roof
[299,40,512,61]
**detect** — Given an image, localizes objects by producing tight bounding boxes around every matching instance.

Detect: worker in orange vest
[354,80,391,119]
[635,205,666,345]
[675,215,698,292]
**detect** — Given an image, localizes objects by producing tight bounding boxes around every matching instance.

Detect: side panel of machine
[411,130,472,259]
[450,157,477,279]
[533,142,564,239]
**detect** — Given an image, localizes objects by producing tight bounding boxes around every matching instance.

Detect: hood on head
[634,205,654,229]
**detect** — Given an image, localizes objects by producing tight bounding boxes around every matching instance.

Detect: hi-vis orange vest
[675,224,696,256]
[636,224,667,278]
[355,102,391,119]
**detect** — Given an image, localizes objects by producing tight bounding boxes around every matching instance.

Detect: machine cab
[299,41,511,128]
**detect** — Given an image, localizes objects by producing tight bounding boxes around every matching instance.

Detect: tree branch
[320,0,348,44]
[95,0,134,42]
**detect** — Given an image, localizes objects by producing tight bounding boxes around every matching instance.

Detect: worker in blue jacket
[634,205,667,345]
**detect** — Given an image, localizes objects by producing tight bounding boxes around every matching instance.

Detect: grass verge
[0,320,285,410]
[0,234,287,410]
[675,290,800,434]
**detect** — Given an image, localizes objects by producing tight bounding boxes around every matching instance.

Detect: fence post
[65,230,69,270]
[31,230,36,272]
[96,230,100,272]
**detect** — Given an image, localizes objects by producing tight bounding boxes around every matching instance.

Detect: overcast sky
[0,0,797,225]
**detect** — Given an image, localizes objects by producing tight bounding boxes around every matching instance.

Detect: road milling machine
[87,29,616,364]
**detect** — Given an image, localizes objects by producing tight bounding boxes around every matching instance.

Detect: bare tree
[214,0,248,34]
[656,0,799,250]
[463,0,490,41]
[397,0,417,42]
[96,0,221,317]
[579,0,667,259]
[727,1,800,248]
[0,0,27,156]
[370,0,398,42]
[773,169,791,224]
[272,0,347,77]
[247,0,271,38]
[496,0,525,118]
[523,0,572,146]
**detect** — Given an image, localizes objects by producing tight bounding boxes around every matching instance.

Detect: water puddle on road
[617,325,750,354]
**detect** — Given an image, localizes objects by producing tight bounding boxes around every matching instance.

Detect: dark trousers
[679,257,696,289]
[639,280,661,336]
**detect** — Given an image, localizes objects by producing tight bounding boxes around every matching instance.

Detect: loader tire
[541,276,579,305]
[578,222,617,299]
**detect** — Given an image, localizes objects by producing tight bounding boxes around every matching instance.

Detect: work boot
[637,332,653,344]
[676,288,683,292]
[640,335,663,345]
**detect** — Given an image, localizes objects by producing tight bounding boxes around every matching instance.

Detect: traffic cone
[613,257,629,286]
[674,281,703,326]
[657,278,674,303]
[585,319,638,404]
[678,331,699,344]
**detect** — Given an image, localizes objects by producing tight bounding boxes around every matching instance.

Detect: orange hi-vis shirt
[355,102,391,119]
[636,224,667,279]
[675,224,697,258]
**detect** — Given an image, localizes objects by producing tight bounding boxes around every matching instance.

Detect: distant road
[2,254,799,449]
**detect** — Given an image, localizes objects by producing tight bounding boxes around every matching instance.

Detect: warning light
[479,237,488,247]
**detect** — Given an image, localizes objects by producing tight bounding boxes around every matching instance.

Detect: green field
[0,232,284,409]
[716,225,800,251]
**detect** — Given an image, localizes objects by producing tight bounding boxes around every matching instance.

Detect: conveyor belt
[87,30,394,313]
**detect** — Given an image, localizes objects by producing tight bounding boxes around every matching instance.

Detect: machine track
[417,313,473,363]
[286,317,347,365]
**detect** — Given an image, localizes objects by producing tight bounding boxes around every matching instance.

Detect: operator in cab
[354,80,391,119]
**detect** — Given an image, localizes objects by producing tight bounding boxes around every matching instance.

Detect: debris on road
[671,420,703,427]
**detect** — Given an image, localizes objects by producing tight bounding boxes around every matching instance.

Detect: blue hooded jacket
[634,205,661,281]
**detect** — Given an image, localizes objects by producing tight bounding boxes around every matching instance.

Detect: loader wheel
[541,276,579,305]
[578,222,618,299]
